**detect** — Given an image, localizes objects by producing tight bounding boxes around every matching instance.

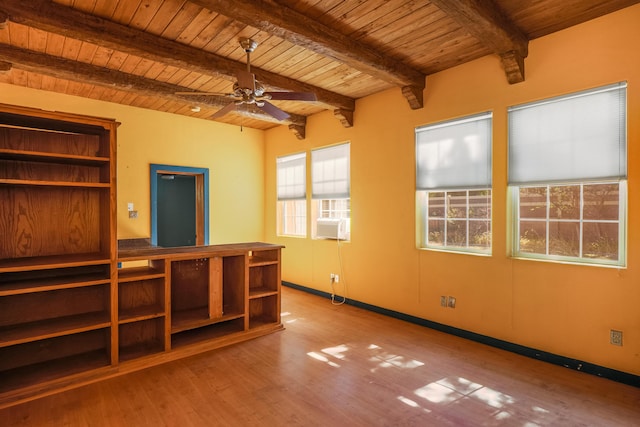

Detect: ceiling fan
[177,37,317,121]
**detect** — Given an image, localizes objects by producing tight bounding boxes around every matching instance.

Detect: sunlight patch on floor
[415,382,462,404]
[368,344,425,372]
[322,344,349,359]
[307,351,341,367]
[471,386,515,409]
[395,376,552,425]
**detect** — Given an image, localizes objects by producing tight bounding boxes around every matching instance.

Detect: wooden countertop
[118,241,283,261]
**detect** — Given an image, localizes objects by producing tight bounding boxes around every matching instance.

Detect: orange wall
[264,5,640,375]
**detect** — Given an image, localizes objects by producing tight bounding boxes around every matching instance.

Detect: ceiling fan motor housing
[240,37,258,53]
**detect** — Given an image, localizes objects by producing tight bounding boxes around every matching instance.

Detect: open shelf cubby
[248,295,279,329]
[0,328,112,394]
[118,317,165,362]
[171,317,245,349]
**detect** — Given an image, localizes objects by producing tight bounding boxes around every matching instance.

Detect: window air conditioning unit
[317,218,346,240]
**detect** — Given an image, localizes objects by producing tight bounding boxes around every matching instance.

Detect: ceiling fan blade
[176,91,230,96]
[258,101,290,121]
[211,102,237,119]
[265,92,317,101]
[237,70,255,91]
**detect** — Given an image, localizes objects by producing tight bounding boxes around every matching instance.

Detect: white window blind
[508,82,627,185]
[277,152,306,200]
[312,143,350,199]
[416,112,492,190]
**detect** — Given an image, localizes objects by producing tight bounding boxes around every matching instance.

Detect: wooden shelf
[249,287,279,299]
[249,258,278,267]
[0,312,111,348]
[249,315,280,330]
[171,308,245,334]
[117,266,164,283]
[0,273,110,296]
[0,350,111,394]
[0,254,111,273]
[119,341,165,363]
[118,306,165,324]
[171,318,245,349]
[0,148,109,166]
[0,178,111,188]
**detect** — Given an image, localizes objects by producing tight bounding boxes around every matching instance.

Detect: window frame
[415,112,493,254]
[311,143,351,240]
[418,188,492,255]
[507,82,627,267]
[276,152,307,237]
[510,181,626,266]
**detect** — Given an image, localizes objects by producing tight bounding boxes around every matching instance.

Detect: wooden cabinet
[0,103,283,409]
[0,103,117,401]
[118,245,283,353]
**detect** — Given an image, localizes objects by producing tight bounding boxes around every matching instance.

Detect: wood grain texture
[5,0,630,131]
[1,286,638,426]
[0,187,102,258]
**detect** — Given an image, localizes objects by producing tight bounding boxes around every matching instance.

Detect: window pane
[519,187,547,219]
[448,191,467,218]
[470,220,491,249]
[446,220,467,246]
[428,220,444,246]
[278,200,306,236]
[428,192,445,218]
[549,221,580,257]
[549,185,580,220]
[584,183,619,220]
[519,221,546,254]
[469,190,490,218]
[583,222,618,260]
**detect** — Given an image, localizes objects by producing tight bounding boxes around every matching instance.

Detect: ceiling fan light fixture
[190,105,201,112]
[239,37,258,53]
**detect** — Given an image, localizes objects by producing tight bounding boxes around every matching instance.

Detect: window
[311,143,350,240]
[508,82,627,266]
[416,113,492,253]
[277,152,306,236]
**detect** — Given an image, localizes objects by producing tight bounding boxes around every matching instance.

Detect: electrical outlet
[610,330,623,346]
[448,296,456,308]
[334,274,339,283]
[440,296,448,307]
[128,210,138,219]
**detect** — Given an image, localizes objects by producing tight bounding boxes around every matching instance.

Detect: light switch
[127,202,134,212]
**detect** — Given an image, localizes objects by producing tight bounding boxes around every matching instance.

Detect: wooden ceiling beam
[429,0,529,83]
[189,0,426,109]
[0,43,308,130]
[0,0,354,113]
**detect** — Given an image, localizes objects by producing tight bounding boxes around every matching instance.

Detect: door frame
[150,164,209,246]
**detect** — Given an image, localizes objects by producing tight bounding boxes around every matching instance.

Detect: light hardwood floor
[2,286,639,426]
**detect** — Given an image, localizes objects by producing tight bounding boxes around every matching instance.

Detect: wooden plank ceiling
[0,0,637,138]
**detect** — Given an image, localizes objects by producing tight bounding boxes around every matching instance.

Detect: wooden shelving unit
[0,103,283,409]
[0,103,117,404]
[247,248,281,329]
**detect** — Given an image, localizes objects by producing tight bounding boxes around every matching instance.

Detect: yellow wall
[264,5,640,375]
[0,84,266,244]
